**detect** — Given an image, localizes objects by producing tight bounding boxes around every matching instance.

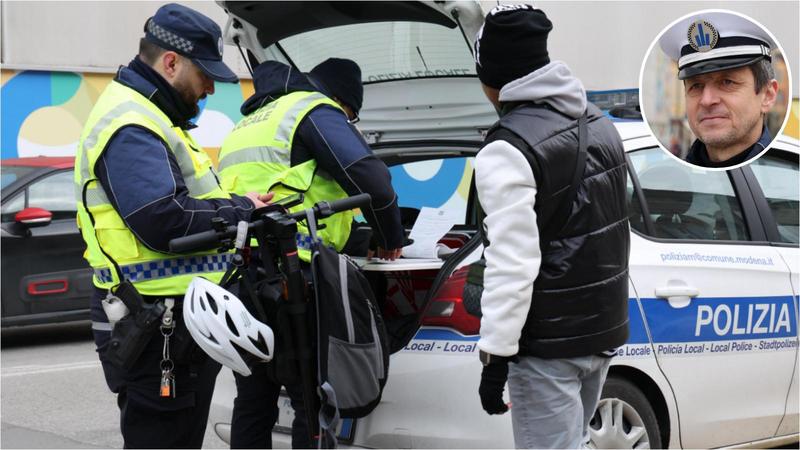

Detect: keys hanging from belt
[160,365,175,398]
[159,298,176,398]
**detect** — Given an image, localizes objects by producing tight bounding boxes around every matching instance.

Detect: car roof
[1,156,74,169]
[611,121,799,155]
[774,134,800,148]
[613,121,652,143]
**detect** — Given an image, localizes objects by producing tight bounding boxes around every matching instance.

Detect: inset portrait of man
[643,10,791,169]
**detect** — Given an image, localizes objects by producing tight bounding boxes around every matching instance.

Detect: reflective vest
[74,80,233,296]
[218,91,353,261]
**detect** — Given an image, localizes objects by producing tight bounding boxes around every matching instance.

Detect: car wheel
[589,376,662,449]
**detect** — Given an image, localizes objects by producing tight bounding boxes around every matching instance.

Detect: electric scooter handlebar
[168,193,372,253]
[288,193,371,221]
[168,230,219,253]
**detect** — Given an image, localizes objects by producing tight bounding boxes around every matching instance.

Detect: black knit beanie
[309,58,363,114]
[474,5,553,89]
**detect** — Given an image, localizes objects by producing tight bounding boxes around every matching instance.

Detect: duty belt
[94,254,234,283]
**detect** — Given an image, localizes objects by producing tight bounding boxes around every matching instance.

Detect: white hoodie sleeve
[474,139,540,357]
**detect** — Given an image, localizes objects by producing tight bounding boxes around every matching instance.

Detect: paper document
[351,256,444,272]
[402,207,459,259]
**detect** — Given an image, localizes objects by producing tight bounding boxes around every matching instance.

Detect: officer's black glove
[479,361,509,415]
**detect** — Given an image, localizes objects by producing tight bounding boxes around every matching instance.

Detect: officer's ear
[760,79,779,113]
[159,51,181,80]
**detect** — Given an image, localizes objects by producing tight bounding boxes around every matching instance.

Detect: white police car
[208,122,799,449]
[364,126,799,449]
[209,1,799,447]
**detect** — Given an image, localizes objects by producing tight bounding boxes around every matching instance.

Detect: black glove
[479,361,510,415]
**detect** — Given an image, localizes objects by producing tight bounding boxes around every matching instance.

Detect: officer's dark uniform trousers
[231,365,310,449]
[91,288,220,449]
[229,262,313,449]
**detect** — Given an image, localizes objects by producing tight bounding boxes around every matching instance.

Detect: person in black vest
[472,5,630,448]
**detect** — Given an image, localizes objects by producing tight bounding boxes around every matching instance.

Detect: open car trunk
[218,1,495,352]
[367,229,484,353]
[361,142,486,352]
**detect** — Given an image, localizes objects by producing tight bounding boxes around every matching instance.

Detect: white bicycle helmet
[184,277,275,376]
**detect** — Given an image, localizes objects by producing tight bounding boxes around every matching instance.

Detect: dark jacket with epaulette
[485,102,630,358]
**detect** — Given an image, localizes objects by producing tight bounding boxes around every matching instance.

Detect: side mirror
[15,207,53,228]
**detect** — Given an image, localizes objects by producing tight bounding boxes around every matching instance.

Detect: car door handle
[655,281,699,308]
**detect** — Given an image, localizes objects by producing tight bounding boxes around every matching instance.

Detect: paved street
[1,321,227,449]
[2,322,798,449]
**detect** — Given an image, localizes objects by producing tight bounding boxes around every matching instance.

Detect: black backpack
[305,211,389,449]
[311,244,390,418]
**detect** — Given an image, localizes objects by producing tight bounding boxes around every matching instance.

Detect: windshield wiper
[416,46,429,71]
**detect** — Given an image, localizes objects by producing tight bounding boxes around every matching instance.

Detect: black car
[1,157,93,326]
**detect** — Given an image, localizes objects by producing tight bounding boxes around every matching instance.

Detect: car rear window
[263,21,475,84]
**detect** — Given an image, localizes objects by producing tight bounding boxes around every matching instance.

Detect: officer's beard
[172,77,201,121]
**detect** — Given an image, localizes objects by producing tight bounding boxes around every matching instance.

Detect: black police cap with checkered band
[144,3,238,83]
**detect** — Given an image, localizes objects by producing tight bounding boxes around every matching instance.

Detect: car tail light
[421,266,480,336]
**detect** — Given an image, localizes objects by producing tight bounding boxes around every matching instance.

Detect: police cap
[144,3,238,83]
[659,11,774,80]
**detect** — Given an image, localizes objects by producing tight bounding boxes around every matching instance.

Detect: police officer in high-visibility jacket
[74,4,271,448]
[217,59,404,448]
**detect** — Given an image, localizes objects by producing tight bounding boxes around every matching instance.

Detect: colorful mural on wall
[3,69,797,217]
[0,69,473,214]
[786,99,800,139]
[0,69,255,165]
